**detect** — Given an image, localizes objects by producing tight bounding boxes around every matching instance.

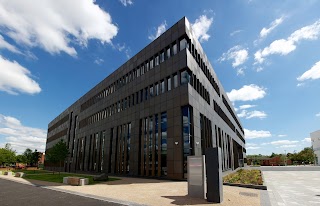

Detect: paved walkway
[261,166,320,205]
[0,175,261,206]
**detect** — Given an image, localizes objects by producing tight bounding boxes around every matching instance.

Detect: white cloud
[237,110,267,119]
[119,0,133,6]
[148,21,167,41]
[227,84,266,102]
[247,146,261,150]
[279,145,297,148]
[236,67,245,76]
[254,19,320,64]
[278,134,287,137]
[0,114,46,153]
[0,55,41,95]
[256,67,264,72]
[260,17,284,38]
[0,34,21,54]
[94,58,104,65]
[302,138,311,143]
[230,30,243,36]
[297,60,320,81]
[239,104,257,110]
[244,129,272,139]
[219,45,249,68]
[271,140,299,145]
[237,110,247,118]
[0,0,118,57]
[316,112,320,117]
[191,15,213,42]
[246,110,267,119]
[297,83,305,87]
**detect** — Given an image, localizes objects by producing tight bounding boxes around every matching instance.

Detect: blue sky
[0,0,319,155]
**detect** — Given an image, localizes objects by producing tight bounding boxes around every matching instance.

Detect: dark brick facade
[45,17,246,180]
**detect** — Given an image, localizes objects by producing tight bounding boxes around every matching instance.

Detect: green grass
[23,173,120,185]
[223,169,263,185]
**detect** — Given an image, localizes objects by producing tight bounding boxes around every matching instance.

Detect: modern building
[311,130,320,165]
[45,17,246,180]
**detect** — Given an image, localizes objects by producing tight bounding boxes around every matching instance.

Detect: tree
[16,154,27,164]
[46,140,69,174]
[31,149,41,167]
[23,148,33,166]
[0,143,16,166]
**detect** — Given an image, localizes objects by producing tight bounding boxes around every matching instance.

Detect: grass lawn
[23,173,120,185]
[223,169,263,185]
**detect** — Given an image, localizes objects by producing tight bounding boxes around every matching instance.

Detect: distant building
[44,17,246,180]
[247,156,292,166]
[311,130,320,166]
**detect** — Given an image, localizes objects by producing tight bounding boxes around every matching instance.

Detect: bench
[63,176,89,186]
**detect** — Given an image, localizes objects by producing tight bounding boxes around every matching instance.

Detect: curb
[223,182,267,190]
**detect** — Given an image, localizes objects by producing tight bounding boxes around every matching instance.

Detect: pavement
[0,174,261,206]
[260,166,320,206]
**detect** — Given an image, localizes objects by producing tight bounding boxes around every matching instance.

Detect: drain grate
[239,192,258,197]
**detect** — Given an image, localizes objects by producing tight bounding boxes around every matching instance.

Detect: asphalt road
[0,178,124,206]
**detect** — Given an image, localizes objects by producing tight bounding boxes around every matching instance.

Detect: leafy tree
[31,149,41,167]
[46,140,69,174]
[16,154,27,164]
[270,152,278,158]
[0,143,16,166]
[23,148,33,166]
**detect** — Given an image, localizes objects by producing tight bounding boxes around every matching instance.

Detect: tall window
[150,86,154,97]
[161,112,167,176]
[149,116,153,175]
[173,44,177,55]
[180,38,188,51]
[167,77,172,91]
[182,105,194,174]
[160,51,165,63]
[155,83,159,96]
[126,123,131,173]
[150,59,154,69]
[166,47,171,59]
[155,114,159,174]
[155,55,159,66]
[160,80,165,93]
[180,70,190,85]
[101,131,105,171]
[173,74,178,88]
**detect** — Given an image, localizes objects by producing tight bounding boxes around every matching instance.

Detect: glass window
[150,86,154,97]
[150,59,154,69]
[180,70,190,85]
[160,51,165,63]
[137,67,140,77]
[145,88,148,100]
[161,112,167,176]
[173,74,178,88]
[155,55,159,66]
[145,61,149,72]
[167,77,171,91]
[160,80,165,93]
[141,65,144,75]
[140,90,143,102]
[173,44,177,55]
[155,83,159,96]
[182,105,193,174]
[180,38,187,51]
[166,47,171,59]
